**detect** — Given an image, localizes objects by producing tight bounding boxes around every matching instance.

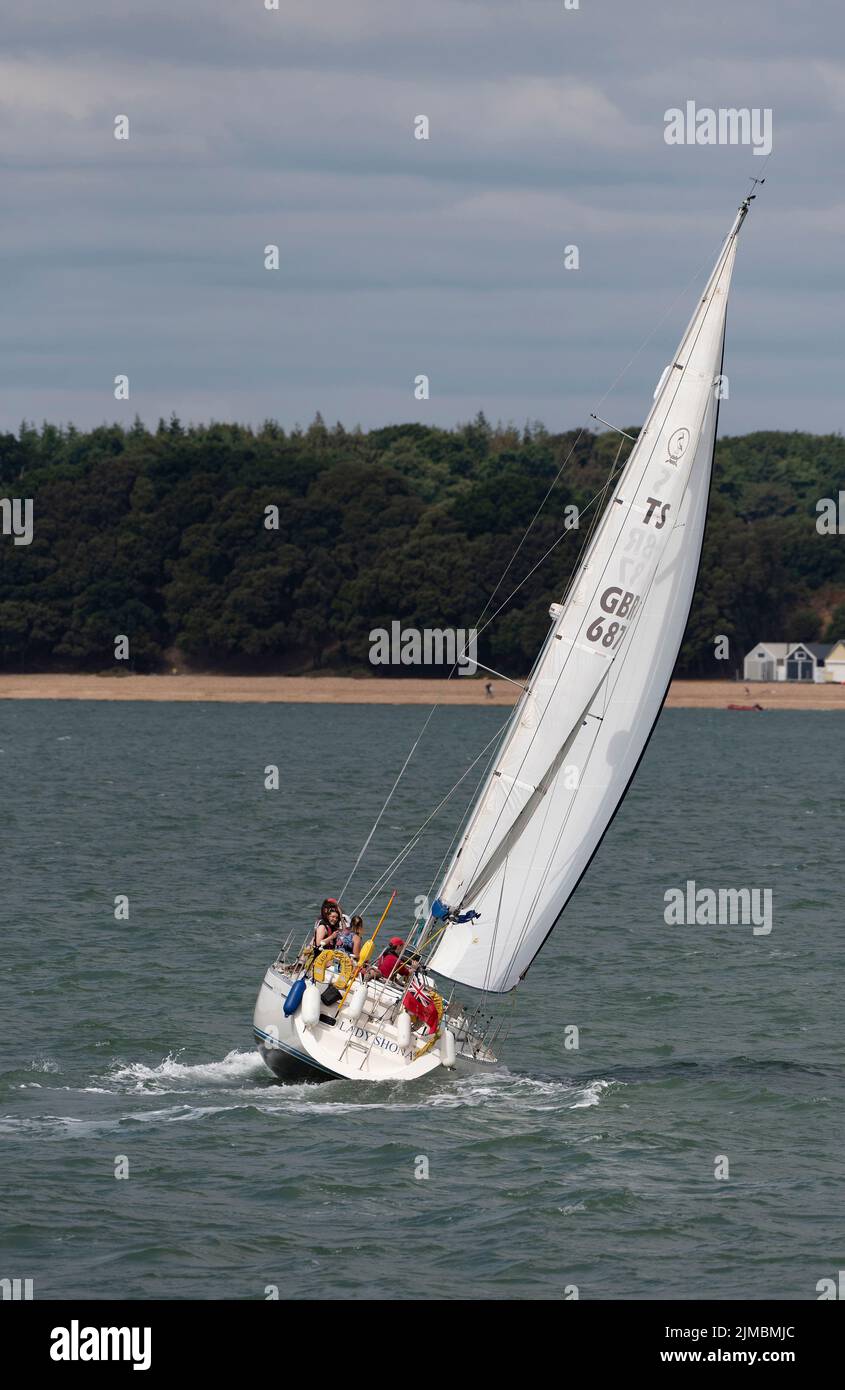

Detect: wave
[3,1047,620,1134]
[106,1049,268,1093]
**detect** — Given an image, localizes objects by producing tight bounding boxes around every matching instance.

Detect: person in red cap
[374,937,411,981]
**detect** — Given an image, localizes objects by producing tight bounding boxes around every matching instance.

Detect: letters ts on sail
[428,203,749,994]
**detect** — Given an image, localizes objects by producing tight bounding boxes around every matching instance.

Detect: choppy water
[0,700,842,1300]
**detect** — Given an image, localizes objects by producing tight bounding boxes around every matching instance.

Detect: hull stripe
[253,1025,338,1077]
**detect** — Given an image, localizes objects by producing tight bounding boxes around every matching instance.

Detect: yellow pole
[335,890,396,1013]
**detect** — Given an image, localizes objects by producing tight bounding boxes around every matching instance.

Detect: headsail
[428,199,749,993]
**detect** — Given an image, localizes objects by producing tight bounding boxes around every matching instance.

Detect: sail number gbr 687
[585,586,642,650]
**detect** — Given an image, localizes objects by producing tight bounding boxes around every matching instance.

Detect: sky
[1,0,842,436]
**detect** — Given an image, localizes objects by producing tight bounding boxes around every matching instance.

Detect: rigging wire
[411,734,503,949]
[348,456,631,916]
[337,716,431,904]
[338,206,747,909]
[455,438,628,992]
[350,718,512,918]
[471,440,628,654]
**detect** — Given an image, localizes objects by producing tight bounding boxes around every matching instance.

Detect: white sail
[428,201,748,993]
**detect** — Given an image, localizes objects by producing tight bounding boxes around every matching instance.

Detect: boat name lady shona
[337,1017,416,1060]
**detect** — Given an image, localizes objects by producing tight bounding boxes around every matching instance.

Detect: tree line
[1,413,843,676]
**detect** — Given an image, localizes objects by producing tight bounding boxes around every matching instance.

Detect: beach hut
[742,642,789,682]
[788,643,831,682]
[743,641,833,683]
[822,639,845,683]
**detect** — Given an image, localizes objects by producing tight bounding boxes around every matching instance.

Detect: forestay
[428,202,748,993]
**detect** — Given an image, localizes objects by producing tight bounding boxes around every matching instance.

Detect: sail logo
[667,428,690,463]
[664,880,772,935]
[664,103,772,156]
[0,497,33,545]
[50,1320,151,1370]
[369,622,477,674]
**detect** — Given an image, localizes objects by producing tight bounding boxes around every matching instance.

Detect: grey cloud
[0,0,840,435]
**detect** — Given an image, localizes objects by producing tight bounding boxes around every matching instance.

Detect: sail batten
[429,203,748,993]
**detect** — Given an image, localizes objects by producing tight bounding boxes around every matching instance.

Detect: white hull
[253,958,498,1083]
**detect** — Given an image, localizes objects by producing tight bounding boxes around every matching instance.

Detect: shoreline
[0,674,843,709]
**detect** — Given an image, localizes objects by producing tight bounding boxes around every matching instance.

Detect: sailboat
[253,193,753,1082]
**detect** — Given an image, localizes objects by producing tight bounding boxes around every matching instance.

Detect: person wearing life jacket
[375,937,411,981]
[312,899,347,951]
[335,913,363,959]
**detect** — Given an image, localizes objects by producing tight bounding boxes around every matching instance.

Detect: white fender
[345,980,366,1022]
[396,1011,412,1049]
[301,981,321,1029]
[439,1028,456,1068]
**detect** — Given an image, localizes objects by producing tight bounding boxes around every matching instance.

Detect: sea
[0,699,841,1301]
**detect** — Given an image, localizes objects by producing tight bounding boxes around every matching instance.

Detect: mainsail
[428,199,749,993]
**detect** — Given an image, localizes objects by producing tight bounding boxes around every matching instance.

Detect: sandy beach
[0,673,842,709]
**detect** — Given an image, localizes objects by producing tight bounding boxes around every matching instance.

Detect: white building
[824,640,845,683]
[743,642,789,681]
[742,641,837,683]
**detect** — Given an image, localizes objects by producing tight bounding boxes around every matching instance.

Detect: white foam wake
[570,1078,614,1109]
[107,1049,266,1093]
